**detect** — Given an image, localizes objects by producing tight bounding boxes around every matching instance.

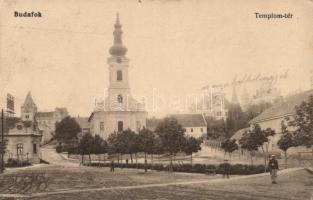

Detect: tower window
[117,95,123,103]
[100,122,104,131]
[33,143,37,154]
[118,121,123,132]
[117,70,123,81]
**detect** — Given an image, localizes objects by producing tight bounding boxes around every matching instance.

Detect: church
[88,14,147,139]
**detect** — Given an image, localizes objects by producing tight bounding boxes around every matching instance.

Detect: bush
[56,145,78,154]
[84,161,266,175]
[5,158,31,168]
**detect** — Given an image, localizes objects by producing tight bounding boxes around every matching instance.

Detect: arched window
[117,95,123,103]
[118,121,123,132]
[117,70,123,81]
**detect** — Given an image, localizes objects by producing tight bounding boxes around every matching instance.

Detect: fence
[298,151,313,167]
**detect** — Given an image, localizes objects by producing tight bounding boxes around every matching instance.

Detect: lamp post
[1,109,4,173]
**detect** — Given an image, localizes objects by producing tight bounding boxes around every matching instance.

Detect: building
[4,120,42,164]
[233,89,313,153]
[193,86,227,120]
[36,107,69,143]
[170,114,207,138]
[250,81,281,105]
[19,91,68,143]
[147,114,207,139]
[88,14,147,139]
[2,93,42,164]
[74,117,90,138]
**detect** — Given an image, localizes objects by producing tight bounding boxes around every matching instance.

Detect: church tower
[21,91,37,121]
[89,13,147,139]
[105,13,131,111]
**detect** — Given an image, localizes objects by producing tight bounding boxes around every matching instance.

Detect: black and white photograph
[0,0,312,199]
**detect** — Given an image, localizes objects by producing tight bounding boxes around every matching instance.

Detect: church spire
[109,12,127,57]
[23,91,36,108]
[231,85,239,105]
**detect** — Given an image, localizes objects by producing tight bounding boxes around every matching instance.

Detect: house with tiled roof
[241,89,313,153]
[169,114,207,138]
[231,128,249,142]
[146,114,207,138]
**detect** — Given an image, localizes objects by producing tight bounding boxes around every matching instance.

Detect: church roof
[22,91,37,108]
[249,89,313,124]
[231,85,239,105]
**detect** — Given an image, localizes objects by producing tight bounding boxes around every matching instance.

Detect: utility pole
[1,109,4,173]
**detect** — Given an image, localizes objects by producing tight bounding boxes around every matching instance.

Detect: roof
[22,91,37,108]
[231,128,249,141]
[249,89,313,124]
[74,117,90,129]
[55,107,68,116]
[169,114,207,127]
[35,112,54,118]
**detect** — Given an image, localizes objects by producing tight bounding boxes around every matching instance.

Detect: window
[25,115,29,119]
[17,143,23,156]
[191,128,193,132]
[136,121,141,132]
[201,128,203,132]
[100,122,104,131]
[117,95,123,103]
[118,121,123,132]
[33,144,37,154]
[117,70,123,81]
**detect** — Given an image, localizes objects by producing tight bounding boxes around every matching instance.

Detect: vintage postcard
[0,0,312,199]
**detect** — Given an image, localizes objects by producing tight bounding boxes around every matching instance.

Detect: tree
[226,103,248,138]
[206,117,227,140]
[183,136,202,165]
[239,124,275,168]
[138,127,155,172]
[155,117,186,171]
[78,133,94,164]
[221,138,238,160]
[239,130,260,165]
[118,129,138,164]
[277,121,295,169]
[107,132,123,164]
[288,95,313,148]
[55,116,81,145]
[93,135,107,165]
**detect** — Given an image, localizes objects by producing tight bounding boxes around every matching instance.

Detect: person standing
[223,159,231,179]
[110,160,115,172]
[268,155,279,184]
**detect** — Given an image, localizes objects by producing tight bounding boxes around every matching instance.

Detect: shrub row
[84,162,267,175]
[5,158,31,168]
[56,145,79,154]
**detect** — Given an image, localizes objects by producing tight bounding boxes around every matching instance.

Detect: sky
[0,0,313,117]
